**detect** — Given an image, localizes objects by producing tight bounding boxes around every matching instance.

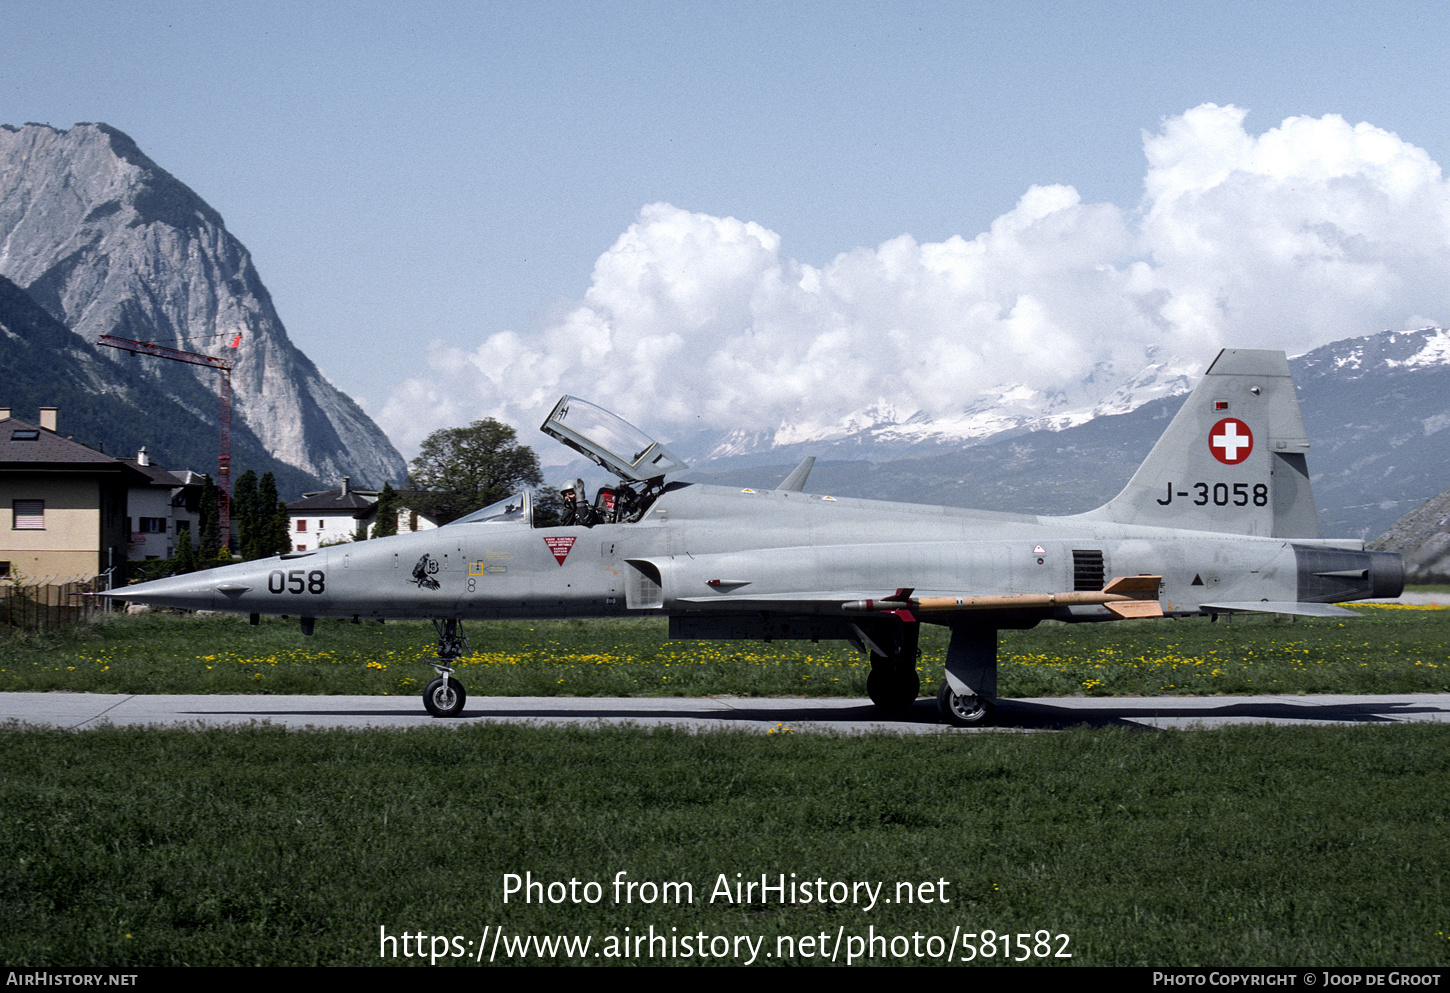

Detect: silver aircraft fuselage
[106,349,1405,723]
[122,483,1398,625]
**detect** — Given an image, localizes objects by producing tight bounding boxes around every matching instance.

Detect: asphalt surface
[2,691,1448,733]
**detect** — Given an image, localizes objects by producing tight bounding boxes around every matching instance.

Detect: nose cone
[102,561,264,612]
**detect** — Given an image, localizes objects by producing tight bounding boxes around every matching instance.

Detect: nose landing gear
[423,619,470,718]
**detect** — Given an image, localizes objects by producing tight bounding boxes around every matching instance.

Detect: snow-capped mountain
[695,354,1202,464]
[685,327,1450,540]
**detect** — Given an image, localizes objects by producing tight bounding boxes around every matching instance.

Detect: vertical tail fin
[1081,349,1320,537]
[776,456,816,492]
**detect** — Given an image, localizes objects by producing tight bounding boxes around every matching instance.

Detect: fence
[0,576,107,635]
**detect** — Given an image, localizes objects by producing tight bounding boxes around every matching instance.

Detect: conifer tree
[198,474,220,560]
[373,482,400,538]
[233,470,259,559]
[173,528,196,574]
[272,501,293,555]
[258,473,290,557]
[258,472,278,508]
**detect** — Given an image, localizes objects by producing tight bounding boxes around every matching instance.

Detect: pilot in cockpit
[558,479,594,527]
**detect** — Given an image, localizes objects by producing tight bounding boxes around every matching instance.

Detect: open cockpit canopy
[541,396,687,483]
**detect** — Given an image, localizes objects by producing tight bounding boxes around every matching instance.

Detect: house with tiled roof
[0,407,147,583]
[286,477,378,551]
[286,478,439,551]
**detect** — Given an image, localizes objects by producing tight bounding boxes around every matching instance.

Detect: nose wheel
[423,673,467,718]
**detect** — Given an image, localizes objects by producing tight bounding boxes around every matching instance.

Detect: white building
[121,448,202,560]
[285,478,438,552]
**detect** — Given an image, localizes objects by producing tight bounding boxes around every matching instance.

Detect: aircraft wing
[677,590,916,608]
[1199,601,1364,618]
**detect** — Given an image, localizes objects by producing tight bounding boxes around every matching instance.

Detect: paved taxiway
[2,691,1448,733]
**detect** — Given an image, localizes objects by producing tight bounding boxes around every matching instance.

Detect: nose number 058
[268,569,326,594]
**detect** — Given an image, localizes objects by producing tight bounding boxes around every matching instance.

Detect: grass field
[2,602,1447,698]
[2,606,1447,967]
[2,721,1447,967]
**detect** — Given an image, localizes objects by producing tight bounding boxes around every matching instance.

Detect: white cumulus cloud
[378,104,1450,462]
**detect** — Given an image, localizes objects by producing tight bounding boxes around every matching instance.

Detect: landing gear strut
[423,619,469,718]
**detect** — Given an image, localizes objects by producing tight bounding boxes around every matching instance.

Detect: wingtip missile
[843,576,1164,617]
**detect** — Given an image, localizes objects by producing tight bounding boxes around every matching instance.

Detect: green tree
[372,482,399,538]
[228,470,292,559]
[272,501,294,555]
[198,474,220,560]
[232,470,259,558]
[173,528,196,574]
[406,419,542,524]
[259,473,292,558]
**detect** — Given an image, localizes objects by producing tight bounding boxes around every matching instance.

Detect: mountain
[688,355,1202,465]
[0,272,318,495]
[682,328,1450,541]
[1290,328,1450,539]
[1370,486,1450,584]
[0,122,406,492]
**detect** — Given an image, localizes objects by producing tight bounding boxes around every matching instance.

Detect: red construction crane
[97,334,236,550]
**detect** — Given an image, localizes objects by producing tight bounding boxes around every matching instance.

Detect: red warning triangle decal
[543,536,576,565]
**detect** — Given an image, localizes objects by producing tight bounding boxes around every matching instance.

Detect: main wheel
[937,681,993,727]
[423,676,467,718]
[867,666,920,713]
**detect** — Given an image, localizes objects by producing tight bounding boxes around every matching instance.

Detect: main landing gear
[423,619,469,718]
[936,624,999,728]
[862,621,921,714]
[855,618,1003,727]
[936,683,994,727]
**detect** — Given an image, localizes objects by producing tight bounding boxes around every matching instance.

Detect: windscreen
[448,491,529,526]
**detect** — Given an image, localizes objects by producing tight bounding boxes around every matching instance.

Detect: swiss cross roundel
[1208,418,1253,465]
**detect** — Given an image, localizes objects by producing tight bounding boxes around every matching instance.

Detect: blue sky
[5,1,1449,456]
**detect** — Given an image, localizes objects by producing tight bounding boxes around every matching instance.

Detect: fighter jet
[105,349,1403,725]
